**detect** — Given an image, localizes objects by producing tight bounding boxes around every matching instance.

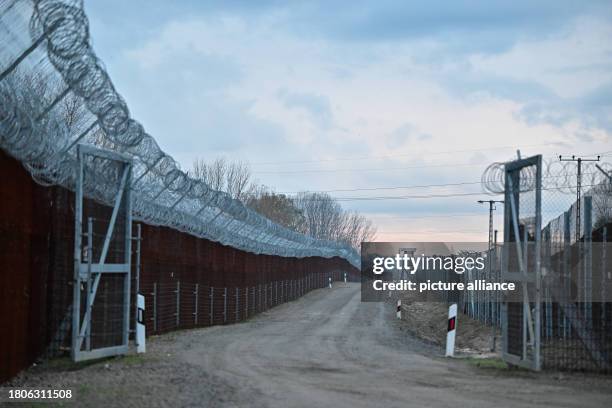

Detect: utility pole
[559,155,600,241]
[478,200,504,265]
[478,199,503,347]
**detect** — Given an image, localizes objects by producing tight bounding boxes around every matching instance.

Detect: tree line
[191,158,376,250]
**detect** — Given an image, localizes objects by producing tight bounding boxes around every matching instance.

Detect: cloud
[277,89,334,129]
[385,123,432,149]
[516,82,612,139]
[83,1,612,241]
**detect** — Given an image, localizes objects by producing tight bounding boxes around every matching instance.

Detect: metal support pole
[176,281,180,328]
[584,196,593,327]
[85,217,93,351]
[559,155,600,242]
[194,284,199,325]
[152,282,157,333]
[251,287,255,313]
[563,211,571,339]
[602,227,608,335]
[223,288,227,323]
[209,287,214,325]
[235,288,239,322]
[133,224,142,337]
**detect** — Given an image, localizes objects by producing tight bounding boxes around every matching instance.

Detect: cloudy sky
[84,0,612,241]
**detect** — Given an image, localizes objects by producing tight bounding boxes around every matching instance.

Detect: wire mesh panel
[539,188,612,372]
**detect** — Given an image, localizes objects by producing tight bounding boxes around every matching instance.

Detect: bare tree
[192,157,256,201]
[293,192,376,249]
[192,158,376,250]
[246,186,305,230]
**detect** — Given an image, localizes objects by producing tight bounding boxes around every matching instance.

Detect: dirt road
[7,283,612,407]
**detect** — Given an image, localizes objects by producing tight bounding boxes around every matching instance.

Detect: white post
[328,276,332,289]
[136,293,146,353]
[396,299,402,319]
[445,303,457,357]
[344,272,347,283]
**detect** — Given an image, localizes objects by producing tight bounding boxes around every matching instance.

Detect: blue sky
[84,0,612,241]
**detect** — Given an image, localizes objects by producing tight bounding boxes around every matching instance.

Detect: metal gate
[72,144,133,362]
[501,155,542,370]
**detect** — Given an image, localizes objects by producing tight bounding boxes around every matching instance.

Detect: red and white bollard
[328,276,332,288]
[396,299,402,319]
[344,272,347,283]
[445,304,457,357]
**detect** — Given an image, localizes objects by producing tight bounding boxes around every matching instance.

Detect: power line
[253,162,485,175]
[253,154,611,175]
[295,183,601,202]
[376,229,488,234]
[249,142,563,165]
[372,209,570,219]
[371,213,486,220]
[276,172,600,194]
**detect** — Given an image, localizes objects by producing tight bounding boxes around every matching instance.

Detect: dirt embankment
[389,293,500,356]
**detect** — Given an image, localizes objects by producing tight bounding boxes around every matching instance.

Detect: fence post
[245,287,248,318]
[563,210,571,339]
[209,287,214,325]
[194,283,199,325]
[235,288,239,322]
[85,217,93,351]
[264,283,267,309]
[602,226,607,334]
[223,287,227,323]
[176,281,181,328]
[152,282,157,333]
[584,196,592,328]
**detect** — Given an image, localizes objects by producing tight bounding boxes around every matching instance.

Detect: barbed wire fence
[0,0,359,267]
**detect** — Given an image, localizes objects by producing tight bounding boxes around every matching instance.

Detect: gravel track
[6,282,612,407]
